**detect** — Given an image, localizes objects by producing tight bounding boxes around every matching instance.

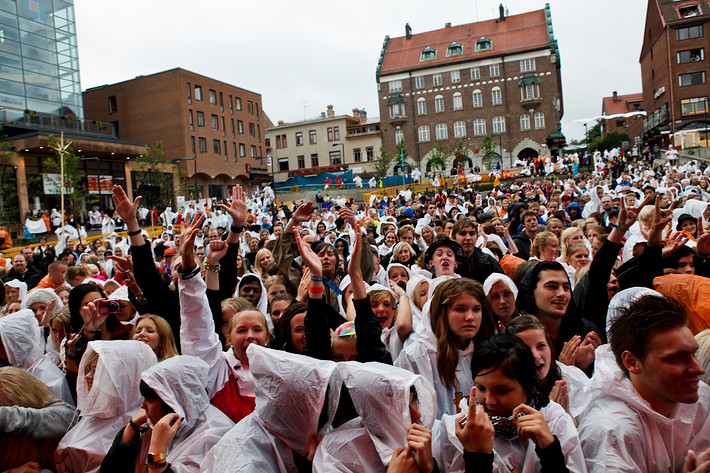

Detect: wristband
[127,229,142,236]
[204,261,221,273]
[147,453,167,465]
[231,224,246,233]
[128,417,146,434]
[309,286,324,294]
[310,275,323,281]
[149,460,169,470]
[178,264,201,280]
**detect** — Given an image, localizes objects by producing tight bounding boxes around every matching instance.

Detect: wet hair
[506,315,562,396]
[369,289,397,328]
[139,380,174,415]
[471,333,543,404]
[430,279,496,389]
[130,315,179,361]
[610,295,687,376]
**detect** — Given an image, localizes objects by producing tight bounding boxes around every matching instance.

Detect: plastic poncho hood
[249,344,341,455]
[0,309,44,369]
[235,274,268,317]
[338,361,436,465]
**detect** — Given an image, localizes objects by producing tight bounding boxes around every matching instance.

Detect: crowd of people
[0,151,710,473]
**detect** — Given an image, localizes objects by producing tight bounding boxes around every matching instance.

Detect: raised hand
[549,379,570,414]
[696,217,710,257]
[107,254,134,274]
[338,206,356,228]
[219,185,248,227]
[207,240,228,265]
[455,387,494,453]
[112,185,141,226]
[407,424,435,473]
[177,211,205,272]
[294,229,322,276]
[291,202,314,225]
[149,413,181,455]
[617,193,653,232]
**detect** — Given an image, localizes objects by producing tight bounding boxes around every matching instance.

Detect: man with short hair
[451,218,503,284]
[513,210,539,260]
[579,295,710,472]
[34,261,68,290]
[2,254,42,289]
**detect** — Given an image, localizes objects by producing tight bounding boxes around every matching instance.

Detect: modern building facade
[640,0,710,150]
[267,105,382,183]
[601,91,644,140]
[376,5,564,173]
[83,68,268,199]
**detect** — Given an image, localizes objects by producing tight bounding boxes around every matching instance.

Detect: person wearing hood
[452,218,504,283]
[566,202,583,222]
[55,340,157,473]
[99,355,232,473]
[313,361,438,472]
[483,273,518,328]
[578,295,710,473]
[201,345,341,473]
[0,309,73,404]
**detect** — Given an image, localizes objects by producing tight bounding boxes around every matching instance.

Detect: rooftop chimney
[445,22,452,27]
[613,91,620,102]
[359,109,367,120]
[278,120,285,126]
[320,112,326,119]
[352,108,360,120]
[405,23,412,40]
[498,4,506,22]
[327,104,334,117]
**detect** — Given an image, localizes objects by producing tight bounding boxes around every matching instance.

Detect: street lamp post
[171,157,198,200]
[332,143,346,187]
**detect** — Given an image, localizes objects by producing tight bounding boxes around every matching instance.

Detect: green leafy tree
[134,141,175,212]
[588,130,630,152]
[427,140,451,174]
[479,133,500,170]
[450,138,472,172]
[587,120,602,143]
[0,128,20,225]
[374,145,395,176]
[393,139,414,175]
[45,135,90,220]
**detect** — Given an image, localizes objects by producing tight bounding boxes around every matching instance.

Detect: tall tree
[451,138,472,172]
[427,140,451,174]
[135,141,174,212]
[374,145,395,176]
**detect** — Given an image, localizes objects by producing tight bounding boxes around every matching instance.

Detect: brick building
[601,91,645,140]
[83,68,268,199]
[376,5,564,174]
[640,0,710,150]
[267,105,382,183]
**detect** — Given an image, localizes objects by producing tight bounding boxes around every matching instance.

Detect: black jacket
[455,248,504,284]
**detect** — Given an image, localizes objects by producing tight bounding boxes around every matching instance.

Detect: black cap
[676,213,696,232]
[424,238,465,265]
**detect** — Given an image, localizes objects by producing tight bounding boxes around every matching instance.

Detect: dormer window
[447,42,463,57]
[679,5,701,18]
[475,37,492,52]
[420,47,437,61]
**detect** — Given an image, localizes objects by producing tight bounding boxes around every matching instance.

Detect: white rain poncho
[313,361,437,472]
[235,274,269,324]
[201,345,341,473]
[134,356,233,472]
[435,400,588,473]
[55,340,157,473]
[578,345,710,472]
[605,287,662,340]
[0,309,72,404]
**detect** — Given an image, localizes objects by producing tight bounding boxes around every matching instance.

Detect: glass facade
[0,0,83,121]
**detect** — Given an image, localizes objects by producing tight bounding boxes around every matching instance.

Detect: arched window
[475,37,492,52]
[418,125,430,142]
[417,97,427,115]
[435,123,448,140]
[491,87,502,105]
[472,89,483,108]
[535,112,545,129]
[395,129,404,144]
[474,118,486,136]
[447,42,463,57]
[520,114,531,131]
[453,121,466,138]
[452,92,463,111]
[420,47,437,61]
[492,116,506,133]
[434,95,445,113]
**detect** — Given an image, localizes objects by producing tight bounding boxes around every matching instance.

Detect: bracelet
[149,460,169,470]
[309,286,324,294]
[127,229,142,236]
[204,261,221,273]
[147,452,167,465]
[178,264,201,280]
[128,417,146,434]
[310,275,323,281]
[231,224,246,233]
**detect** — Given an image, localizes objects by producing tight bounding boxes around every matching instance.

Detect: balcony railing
[0,109,116,138]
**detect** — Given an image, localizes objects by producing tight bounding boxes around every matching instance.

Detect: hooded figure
[566,202,583,222]
[55,340,157,473]
[201,345,341,473]
[313,361,437,472]
[103,356,233,472]
[5,279,28,302]
[235,274,269,320]
[0,310,72,404]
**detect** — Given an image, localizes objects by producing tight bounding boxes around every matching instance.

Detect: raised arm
[217,185,247,298]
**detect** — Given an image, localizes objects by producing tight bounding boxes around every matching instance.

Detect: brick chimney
[405,23,412,40]
[613,91,620,102]
[320,112,326,119]
[352,108,360,120]
[278,120,285,126]
[327,104,334,117]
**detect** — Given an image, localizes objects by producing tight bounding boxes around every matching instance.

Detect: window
[329,151,342,165]
[433,73,443,86]
[434,95,445,113]
[251,145,257,157]
[209,90,217,104]
[235,97,242,111]
[520,58,536,72]
[278,158,289,172]
[249,123,256,137]
[489,64,500,77]
[389,80,402,93]
[191,136,196,156]
[418,125,430,142]
[213,139,221,154]
[472,89,483,108]
[677,25,703,40]
[366,147,374,161]
[492,116,506,133]
[389,103,406,118]
[476,37,492,52]
[276,133,286,148]
[679,71,706,86]
[296,132,303,146]
[108,95,117,114]
[297,155,305,168]
[211,114,219,129]
[232,142,237,160]
[534,112,545,129]
[474,118,486,135]
[237,120,244,134]
[353,148,362,163]
[256,103,259,119]
[395,129,404,144]
[492,87,502,105]
[678,48,705,63]
[231,119,235,137]
[198,137,207,153]
[420,47,437,61]
[221,117,226,136]
[471,67,480,80]
[311,153,319,167]
[451,70,461,83]
[196,111,205,127]
[219,92,224,112]
[189,110,194,131]
[415,76,425,89]
[334,126,340,140]
[328,127,334,141]
[521,84,540,100]
[247,101,254,114]
[678,5,701,18]
[417,97,427,115]
[309,129,317,144]
[239,143,246,157]
[520,114,531,130]
[681,97,709,116]
[229,95,233,114]
[453,92,463,110]
[453,121,466,138]
[195,85,203,101]
[187,83,192,104]
[435,123,448,140]
[447,42,463,57]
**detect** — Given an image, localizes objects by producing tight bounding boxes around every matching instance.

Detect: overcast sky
[74,0,647,142]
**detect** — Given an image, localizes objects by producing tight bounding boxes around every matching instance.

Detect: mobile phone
[97,299,121,316]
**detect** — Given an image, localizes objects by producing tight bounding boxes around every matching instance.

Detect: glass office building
[0,0,83,121]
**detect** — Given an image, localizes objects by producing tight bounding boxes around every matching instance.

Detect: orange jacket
[653,273,710,334]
